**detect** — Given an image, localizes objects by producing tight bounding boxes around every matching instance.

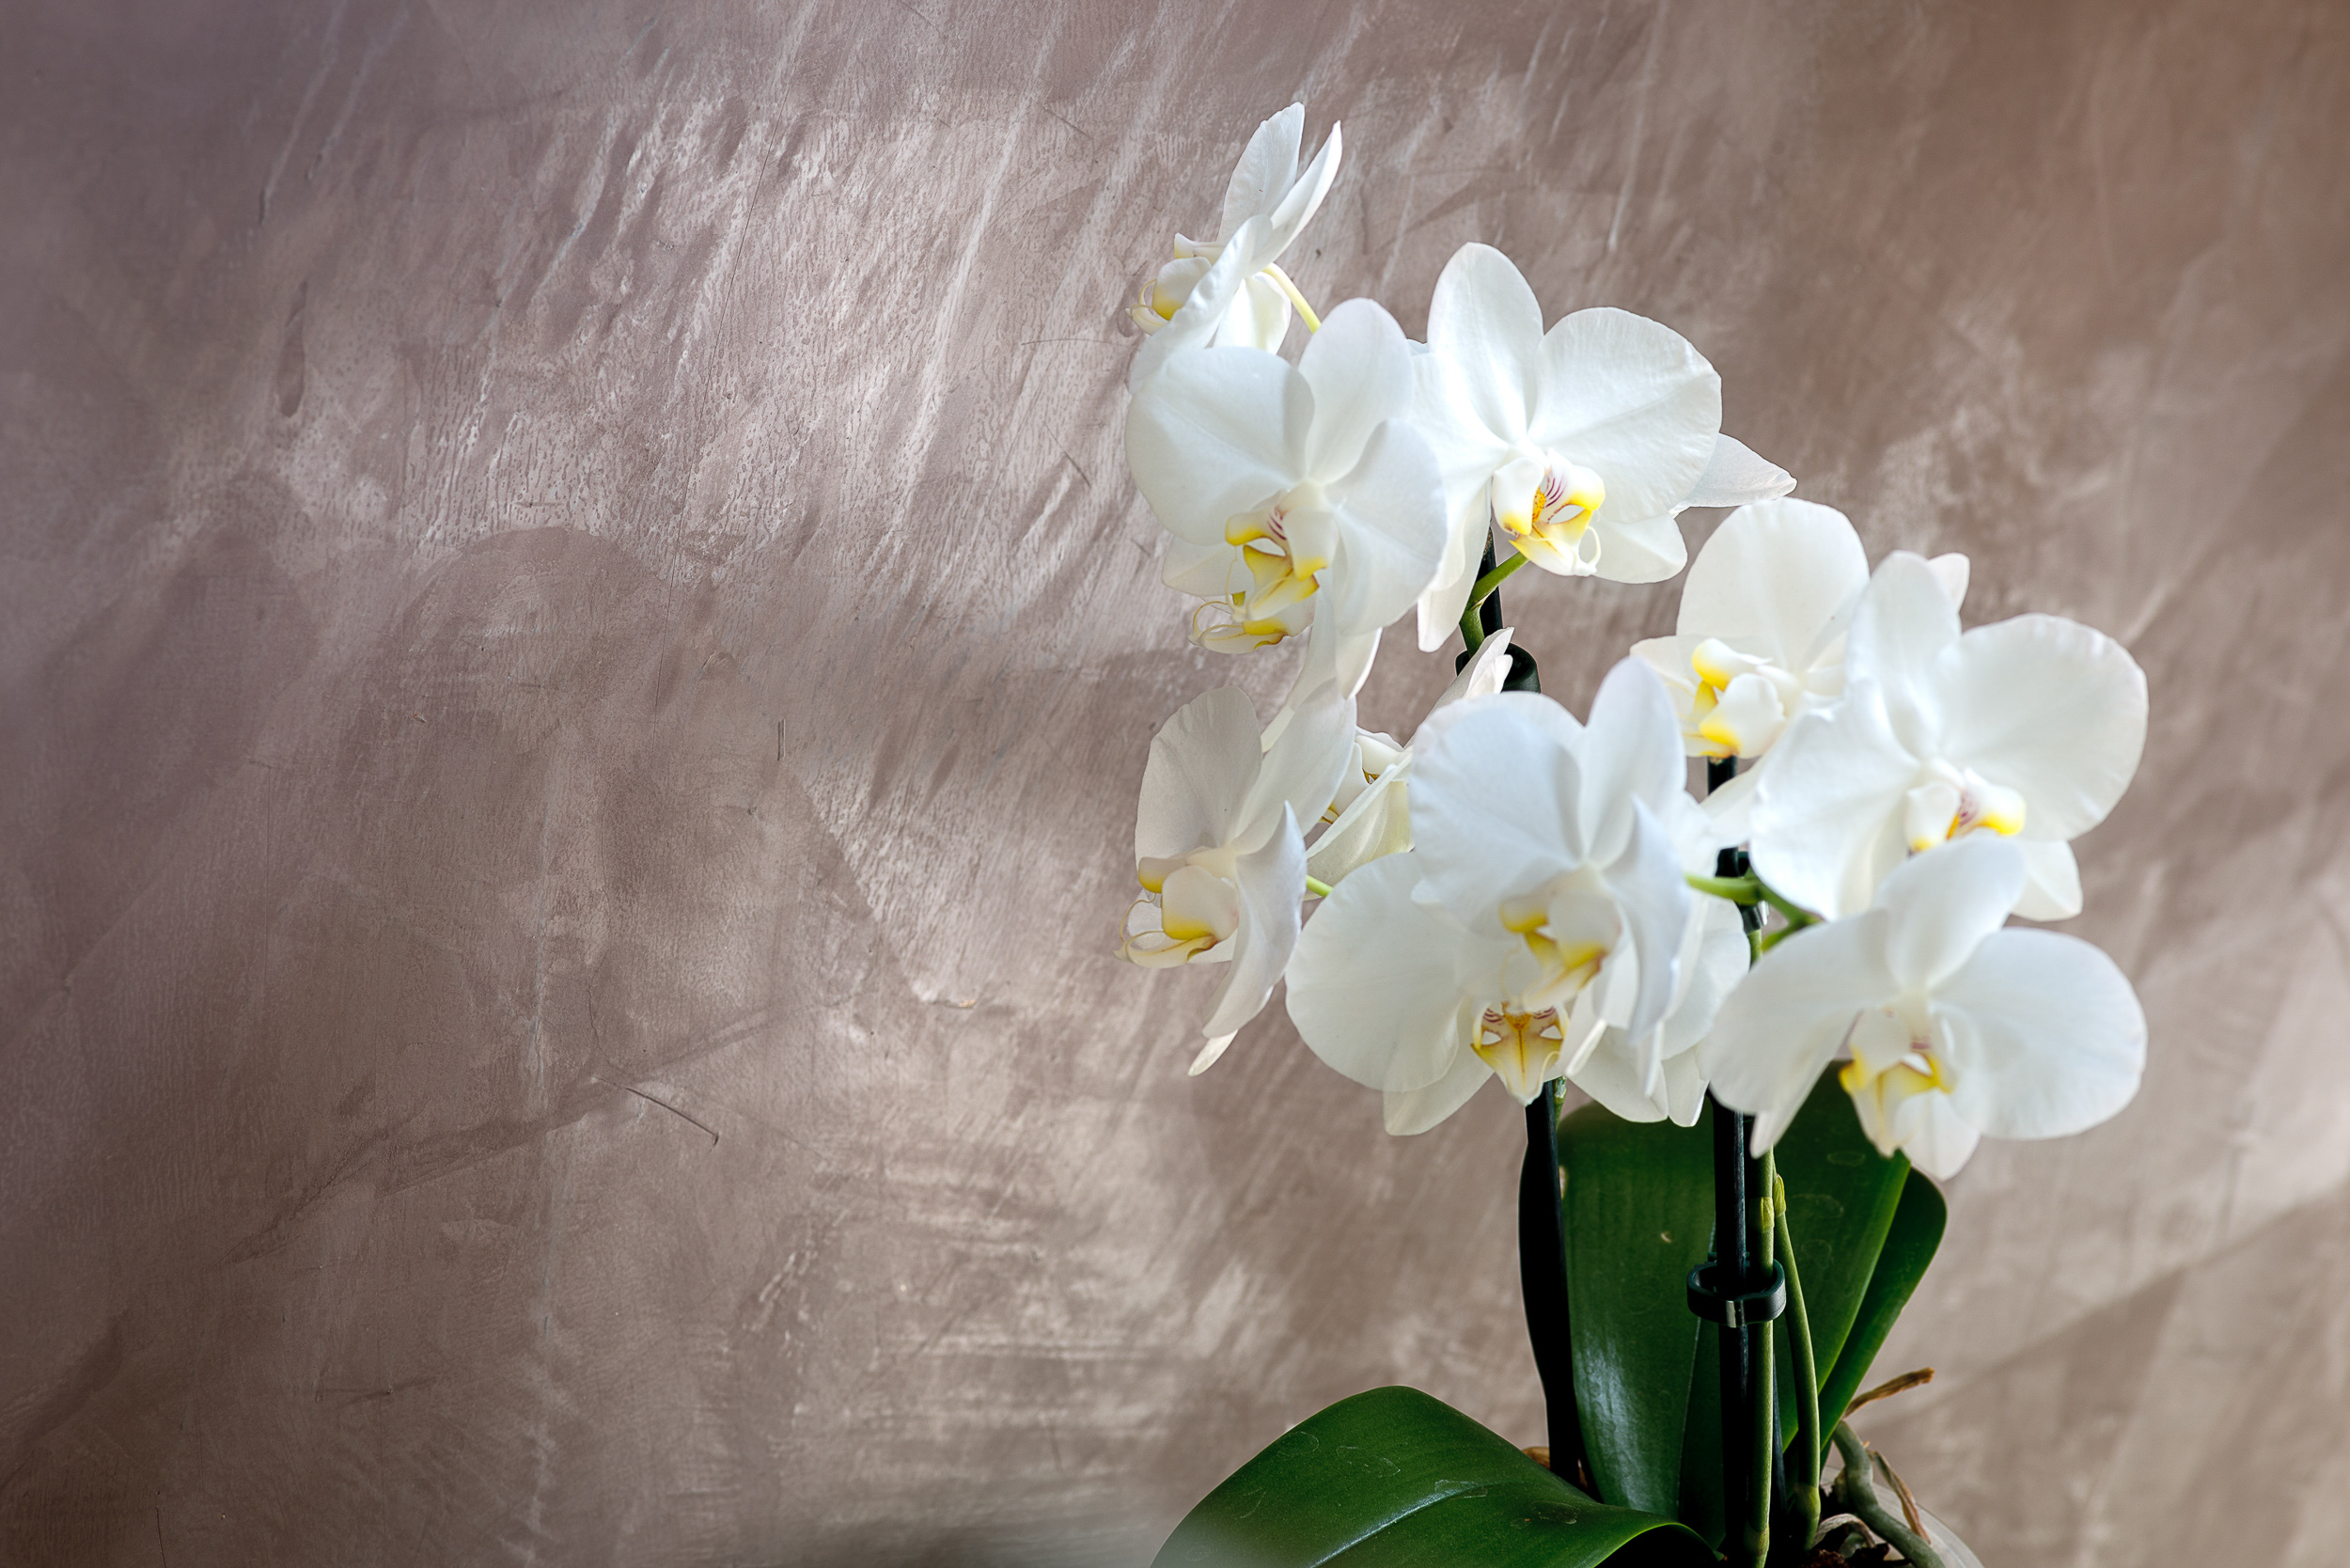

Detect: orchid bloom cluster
[1114,106,2151,1181]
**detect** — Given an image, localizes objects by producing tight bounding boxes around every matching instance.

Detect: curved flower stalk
[1288,661,1741,1130]
[1304,629,1518,886]
[1409,243,1794,650]
[1127,298,1449,689]
[1632,498,1968,762]
[1128,104,1341,386]
[1747,551,2147,920]
[1701,836,2147,1178]
[1120,683,1355,1073]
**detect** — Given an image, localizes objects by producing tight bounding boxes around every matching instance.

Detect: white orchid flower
[1288,858,1747,1134]
[1303,630,1518,886]
[1128,104,1341,384]
[1126,298,1449,671]
[1701,836,2146,1179]
[1120,683,1356,1074]
[1286,660,1735,1130]
[1633,498,1969,761]
[1408,243,1794,650]
[1747,552,2147,920]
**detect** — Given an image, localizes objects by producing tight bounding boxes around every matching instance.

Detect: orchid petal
[1199,806,1308,1040]
[1414,527,1488,652]
[1297,299,1417,478]
[1409,693,1587,922]
[1935,927,2146,1141]
[1701,912,1897,1153]
[1845,554,1961,753]
[1881,1091,1983,1180]
[1323,420,1449,634]
[1218,274,1293,352]
[1927,552,1970,610]
[1287,852,1482,1094]
[1218,105,1304,240]
[1306,763,1412,883]
[1748,683,1920,918]
[1659,896,1752,1058]
[1586,506,1690,585]
[1678,432,1796,510]
[1424,243,1543,442]
[1129,215,1273,389]
[1609,797,1697,1048]
[1277,624,1382,733]
[1676,499,1870,673]
[1136,687,1262,859]
[1383,1043,1493,1134]
[1240,684,1355,850]
[1124,345,1305,544]
[1529,306,1721,527]
[1187,1032,1238,1074]
[1939,614,2148,841]
[1161,535,1241,600]
[1161,864,1244,946]
[1261,120,1340,256]
[1429,627,1516,721]
[1874,835,2027,994]
[1578,657,1686,864]
[1658,1048,1710,1127]
[2012,838,2084,921]
[1569,1032,1671,1123]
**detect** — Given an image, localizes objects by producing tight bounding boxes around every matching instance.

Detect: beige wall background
[4,0,2346,1562]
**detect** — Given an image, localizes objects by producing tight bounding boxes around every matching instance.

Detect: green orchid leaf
[1556,1103,1716,1516]
[1674,1321,1725,1549]
[1152,1386,1713,1568]
[1766,1071,1914,1443]
[1817,1169,1947,1428]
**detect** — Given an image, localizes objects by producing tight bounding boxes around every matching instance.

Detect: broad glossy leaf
[1152,1386,1712,1568]
[1673,1321,1724,1549]
[1817,1170,1946,1427]
[1766,1071,1913,1444]
[1557,1103,1715,1515]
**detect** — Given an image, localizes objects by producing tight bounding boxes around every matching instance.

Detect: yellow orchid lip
[1689,638,1744,693]
[1473,1005,1567,1103]
[1496,457,1605,567]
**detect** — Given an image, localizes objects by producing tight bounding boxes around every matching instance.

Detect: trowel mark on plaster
[512,1122,581,1568]
[274,281,309,416]
[258,0,351,226]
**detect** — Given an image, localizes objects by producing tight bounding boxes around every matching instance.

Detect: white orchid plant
[1116,108,2147,1568]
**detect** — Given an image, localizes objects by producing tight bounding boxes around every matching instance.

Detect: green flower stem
[1686,873,1820,936]
[1774,1172,1823,1553]
[1827,1424,1943,1568]
[1747,1158,1777,1568]
[1304,875,1334,899]
[1260,262,1321,334]
[1456,552,1530,651]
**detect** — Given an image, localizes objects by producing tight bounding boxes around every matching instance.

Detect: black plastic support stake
[1519,1082,1584,1485]
[1707,1090,1755,1547]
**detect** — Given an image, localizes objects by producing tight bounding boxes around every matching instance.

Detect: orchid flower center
[1839,1001,1957,1142]
[1198,484,1335,653]
[1472,1006,1567,1102]
[1684,638,1805,760]
[1324,732,1405,823]
[1120,845,1244,968]
[1902,762,2027,854]
[1128,254,1212,336]
[1498,867,1620,1014]
[1492,451,1606,575]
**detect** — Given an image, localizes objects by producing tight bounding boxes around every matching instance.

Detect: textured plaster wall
[3,1,2346,1563]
